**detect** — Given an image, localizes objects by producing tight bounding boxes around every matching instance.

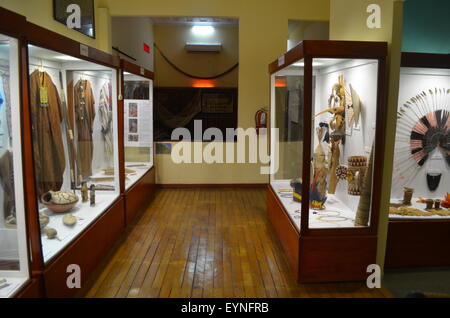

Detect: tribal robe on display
[74,79,96,181]
[29,70,66,197]
[98,82,113,164]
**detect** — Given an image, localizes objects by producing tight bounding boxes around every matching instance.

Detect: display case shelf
[386,52,450,268]
[39,192,119,263]
[268,40,388,282]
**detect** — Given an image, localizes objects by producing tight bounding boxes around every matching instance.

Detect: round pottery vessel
[41,191,79,213]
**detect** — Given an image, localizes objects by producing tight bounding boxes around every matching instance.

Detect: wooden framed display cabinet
[385,52,450,268]
[268,40,388,282]
[121,60,156,226]
[0,7,43,298]
[21,19,125,297]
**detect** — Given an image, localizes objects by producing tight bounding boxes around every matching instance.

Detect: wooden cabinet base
[43,198,125,298]
[385,219,450,268]
[124,166,156,226]
[299,235,376,282]
[267,185,300,280]
[267,186,377,283]
[15,278,42,298]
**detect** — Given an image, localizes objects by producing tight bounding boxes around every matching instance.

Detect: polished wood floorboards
[84,188,386,298]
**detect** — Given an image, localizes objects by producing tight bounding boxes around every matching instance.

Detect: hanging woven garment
[99,82,113,164]
[74,79,96,181]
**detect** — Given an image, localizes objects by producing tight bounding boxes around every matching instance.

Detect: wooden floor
[84,188,386,298]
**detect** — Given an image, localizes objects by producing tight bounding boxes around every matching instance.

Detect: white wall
[112,17,154,71]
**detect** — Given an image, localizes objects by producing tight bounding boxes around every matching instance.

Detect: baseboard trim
[158,183,268,189]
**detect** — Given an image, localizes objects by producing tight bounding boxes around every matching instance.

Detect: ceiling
[150,17,238,27]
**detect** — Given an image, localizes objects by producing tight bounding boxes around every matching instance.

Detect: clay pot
[41,191,79,213]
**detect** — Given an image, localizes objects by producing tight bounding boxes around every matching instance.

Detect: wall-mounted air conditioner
[185,42,222,53]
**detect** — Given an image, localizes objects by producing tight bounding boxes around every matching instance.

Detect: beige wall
[1,0,111,52]
[330,0,404,270]
[330,0,395,42]
[288,21,329,49]
[303,21,329,40]
[154,140,269,184]
[154,25,238,87]
[112,17,154,70]
[105,0,329,184]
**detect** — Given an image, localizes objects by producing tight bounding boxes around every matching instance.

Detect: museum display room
[385,52,450,268]
[4,0,450,300]
[268,40,388,282]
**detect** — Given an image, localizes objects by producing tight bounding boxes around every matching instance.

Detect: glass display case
[385,52,450,268]
[123,63,153,190]
[270,49,383,231]
[270,62,305,229]
[26,44,120,264]
[268,41,388,282]
[389,54,450,219]
[0,32,30,297]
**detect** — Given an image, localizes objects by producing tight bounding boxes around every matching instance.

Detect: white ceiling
[150,17,238,26]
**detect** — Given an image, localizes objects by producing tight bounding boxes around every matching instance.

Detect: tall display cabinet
[0,7,40,298]
[120,60,156,225]
[21,21,125,297]
[386,52,450,268]
[268,41,388,282]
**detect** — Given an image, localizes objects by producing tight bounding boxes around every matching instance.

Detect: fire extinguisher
[255,108,268,135]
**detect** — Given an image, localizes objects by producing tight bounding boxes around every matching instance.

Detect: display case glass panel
[270,57,381,231]
[270,62,304,230]
[27,45,120,264]
[123,72,153,190]
[390,65,450,219]
[0,34,30,297]
[309,58,379,229]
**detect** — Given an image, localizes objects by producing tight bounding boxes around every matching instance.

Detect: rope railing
[154,43,238,80]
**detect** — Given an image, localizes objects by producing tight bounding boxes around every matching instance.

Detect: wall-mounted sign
[53,0,95,38]
[79,43,89,57]
[143,43,151,54]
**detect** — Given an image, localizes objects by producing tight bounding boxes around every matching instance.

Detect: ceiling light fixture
[55,55,81,61]
[192,79,215,88]
[192,25,214,36]
[293,61,323,67]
